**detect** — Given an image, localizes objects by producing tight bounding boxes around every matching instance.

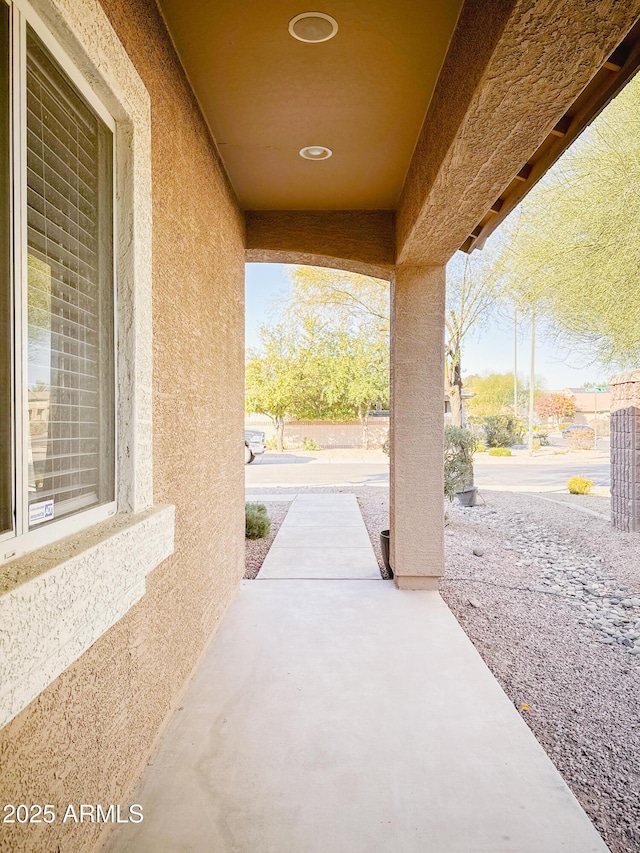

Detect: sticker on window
[29,499,54,525]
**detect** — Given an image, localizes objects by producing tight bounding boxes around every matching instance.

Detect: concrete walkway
[106,497,608,853]
[258,493,380,580]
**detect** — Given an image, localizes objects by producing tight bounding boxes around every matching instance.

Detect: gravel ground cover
[244,501,290,579]
[541,492,611,516]
[247,485,640,852]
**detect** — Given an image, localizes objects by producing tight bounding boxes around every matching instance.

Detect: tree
[465,372,519,417]
[289,262,507,431]
[535,393,576,428]
[285,266,390,446]
[498,72,640,367]
[245,314,389,450]
[445,251,505,426]
[287,265,389,331]
[465,371,546,417]
[341,333,389,448]
[245,323,307,451]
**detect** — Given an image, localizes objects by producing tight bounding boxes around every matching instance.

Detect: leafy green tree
[288,265,389,332]
[245,317,389,450]
[245,324,307,452]
[289,262,508,432]
[465,372,546,417]
[341,333,389,448]
[285,266,390,445]
[498,72,640,366]
[465,372,516,417]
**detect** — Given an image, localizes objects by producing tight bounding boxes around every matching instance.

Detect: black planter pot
[456,486,478,507]
[380,530,393,578]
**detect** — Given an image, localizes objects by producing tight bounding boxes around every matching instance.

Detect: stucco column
[390,264,445,589]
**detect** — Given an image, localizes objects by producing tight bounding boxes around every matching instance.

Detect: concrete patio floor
[106,496,608,853]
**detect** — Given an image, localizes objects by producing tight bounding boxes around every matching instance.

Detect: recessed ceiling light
[289,12,338,43]
[299,145,333,160]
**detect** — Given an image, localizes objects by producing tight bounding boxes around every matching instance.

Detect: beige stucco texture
[245,210,395,280]
[0,2,246,851]
[391,266,446,588]
[396,0,640,266]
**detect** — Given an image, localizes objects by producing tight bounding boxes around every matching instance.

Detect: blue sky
[245,262,604,390]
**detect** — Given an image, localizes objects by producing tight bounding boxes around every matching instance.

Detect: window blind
[26,26,114,527]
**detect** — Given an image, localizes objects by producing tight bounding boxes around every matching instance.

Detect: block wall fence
[610,370,640,532]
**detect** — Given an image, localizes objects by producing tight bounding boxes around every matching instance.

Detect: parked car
[562,424,591,437]
[245,429,266,464]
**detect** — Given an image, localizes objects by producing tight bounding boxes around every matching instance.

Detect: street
[474,458,610,491]
[246,451,611,491]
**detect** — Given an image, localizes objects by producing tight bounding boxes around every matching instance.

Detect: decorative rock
[468,597,481,609]
[472,547,484,557]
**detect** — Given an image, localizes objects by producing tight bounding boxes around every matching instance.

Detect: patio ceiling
[156,0,464,210]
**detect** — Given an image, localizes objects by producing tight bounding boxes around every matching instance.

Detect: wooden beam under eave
[514,163,533,182]
[461,15,640,254]
[604,44,630,71]
[395,0,640,268]
[550,115,572,137]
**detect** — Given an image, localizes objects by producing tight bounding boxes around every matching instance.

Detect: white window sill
[0,504,175,729]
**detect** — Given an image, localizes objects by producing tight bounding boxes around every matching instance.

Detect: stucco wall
[0,1,245,850]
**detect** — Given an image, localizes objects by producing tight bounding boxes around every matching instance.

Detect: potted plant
[444,426,477,507]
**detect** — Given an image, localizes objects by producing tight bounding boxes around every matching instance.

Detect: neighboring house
[0,2,637,851]
[563,387,612,424]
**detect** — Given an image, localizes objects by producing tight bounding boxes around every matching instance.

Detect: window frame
[0,0,118,565]
[0,0,168,730]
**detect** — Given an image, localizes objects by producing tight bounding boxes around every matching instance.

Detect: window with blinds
[25,25,115,527]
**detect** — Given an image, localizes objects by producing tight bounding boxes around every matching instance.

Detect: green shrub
[382,431,390,456]
[567,476,593,495]
[302,437,320,450]
[245,503,271,539]
[558,422,573,433]
[265,436,279,451]
[475,442,487,453]
[444,426,475,501]
[473,415,525,448]
[534,430,549,446]
[488,447,512,457]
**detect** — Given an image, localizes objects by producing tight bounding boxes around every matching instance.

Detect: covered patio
[2,1,640,851]
[157,0,640,587]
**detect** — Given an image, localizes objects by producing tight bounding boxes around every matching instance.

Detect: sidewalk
[258,493,380,579]
[106,496,608,853]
